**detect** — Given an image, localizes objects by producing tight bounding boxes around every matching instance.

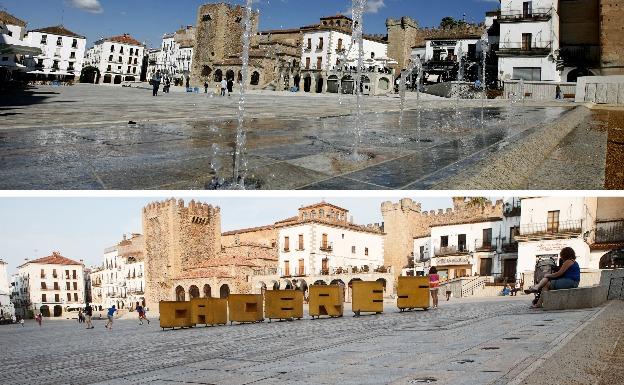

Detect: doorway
[480,258,493,276]
[503,259,517,282]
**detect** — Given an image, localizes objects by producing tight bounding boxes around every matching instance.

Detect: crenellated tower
[142,198,221,307]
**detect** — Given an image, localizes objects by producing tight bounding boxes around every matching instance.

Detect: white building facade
[90,234,146,311]
[516,197,624,278]
[428,198,521,282]
[299,15,394,95]
[24,25,86,80]
[497,0,561,82]
[11,252,85,318]
[276,203,385,278]
[0,11,41,81]
[0,259,15,319]
[86,33,144,84]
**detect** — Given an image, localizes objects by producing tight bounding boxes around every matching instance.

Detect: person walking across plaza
[105,305,117,330]
[152,71,162,97]
[77,309,83,323]
[35,313,43,327]
[136,304,150,325]
[429,267,440,309]
[555,84,562,100]
[220,78,227,96]
[85,303,94,329]
[204,81,209,94]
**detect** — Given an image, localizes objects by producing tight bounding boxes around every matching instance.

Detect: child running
[136,305,150,325]
[105,305,117,330]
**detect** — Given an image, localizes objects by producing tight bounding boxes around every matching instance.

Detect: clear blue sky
[1,0,500,48]
[0,196,459,275]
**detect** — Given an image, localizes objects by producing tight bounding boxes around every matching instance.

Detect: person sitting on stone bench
[524,247,581,308]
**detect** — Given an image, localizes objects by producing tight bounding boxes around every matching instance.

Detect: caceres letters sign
[435,256,471,266]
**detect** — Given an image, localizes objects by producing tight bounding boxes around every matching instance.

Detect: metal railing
[474,239,496,252]
[519,220,583,237]
[434,245,469,257]
[499,7,552,22]
[497,41,552,55]
[502,242,519,253]
[319,245,333,252]
[595,220,624,243]
[504,206,521,217]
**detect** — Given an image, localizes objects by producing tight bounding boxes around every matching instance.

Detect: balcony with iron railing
[499,7,553,22]
[474,239,497,252]
[516,220,583,240]
[497,41,552,56]
[595,220,624,244]
[502,241,519,253]
[560,45,601,67]
[434,245,470,257]
[319,245,333,252]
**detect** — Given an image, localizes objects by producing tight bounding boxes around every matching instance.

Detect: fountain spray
[398,56,422,130]
[350,0,366,160]
[232,0,254,189]
[480,37,489,127]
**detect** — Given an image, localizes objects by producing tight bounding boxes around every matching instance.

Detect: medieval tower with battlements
[142,199,221,307]
[190,2,259,86]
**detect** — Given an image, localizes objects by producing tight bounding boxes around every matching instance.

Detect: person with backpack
[151,71,162,96]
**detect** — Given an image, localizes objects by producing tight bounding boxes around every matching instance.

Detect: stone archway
[175,285,185,301]
[103,74,112,84]
[316,76,324,93]
[341,75,354,94]
[327,75,339,93]
[113,75,122,84]
[599,250,624,269]
[189,285,200,300]
[214,69,223,82]
[226,69,235,81]
[283,280,293,290]
[250,71,260,86]
[330,279,345,286]
[201,65,212,77]
[272,280,280,290]
[378,77,390,91]
[219,284,230,299]
[40,305,50,317]
[53,305,62,317]
[294,74,301,89]
[303,75,312,92]
[203,284,211,298]
[314,279,327,285]
[566,67,595,83]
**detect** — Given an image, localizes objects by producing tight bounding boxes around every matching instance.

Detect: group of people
[150,71,191,96]
[426,247,581,310]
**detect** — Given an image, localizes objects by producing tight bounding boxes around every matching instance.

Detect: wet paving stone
[0,85,573,190]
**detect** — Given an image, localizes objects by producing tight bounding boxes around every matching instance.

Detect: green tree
[80,66,100,83]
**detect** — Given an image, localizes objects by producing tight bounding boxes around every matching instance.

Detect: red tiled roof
[222,224,274,236]
[21,252,82,267]
[106,34,142,46]
[29,25,85,39]
[0,10,26,27]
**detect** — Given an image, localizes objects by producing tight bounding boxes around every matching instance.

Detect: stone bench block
[542,285,607,311]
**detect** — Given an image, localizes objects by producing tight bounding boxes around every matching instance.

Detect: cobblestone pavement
[0,84,575,190]
[0,297,604,385]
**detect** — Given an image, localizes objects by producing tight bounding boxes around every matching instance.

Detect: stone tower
[381,198,504,282]
[142,199,221,308]
[386,16,420,72]
[190,2,259,86]
[599,0,624,75]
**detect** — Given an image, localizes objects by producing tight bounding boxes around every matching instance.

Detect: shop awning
[0,34,42,56]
